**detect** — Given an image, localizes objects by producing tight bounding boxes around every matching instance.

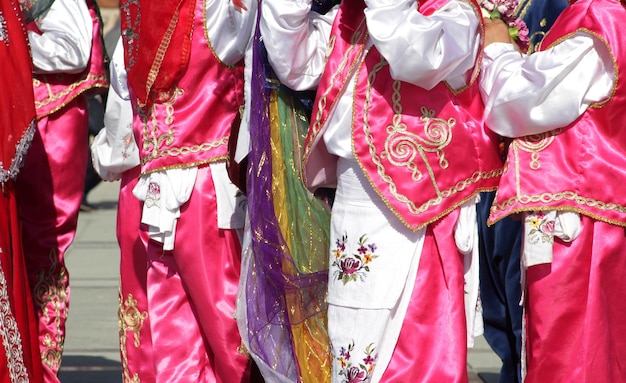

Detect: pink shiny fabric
[117,167,157,382]
[490,0,626,225]
[15,97,88,383]
[133,0,244,175]
[524,215,626,382]
[381,210,468,382]
[144,166,250,383]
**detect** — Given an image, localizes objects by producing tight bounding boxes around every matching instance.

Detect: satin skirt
[143,166,250,383]
[15,98,88,383]
[524,215,626,382]
[0,181,44,383]
[117,167,157,383]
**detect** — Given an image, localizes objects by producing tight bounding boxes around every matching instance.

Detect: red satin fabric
[524,215,626,382]
[117,167,157,382]
[15,98,88,383]
[0,182,44,383]
[144,166,250,383]
[381,209,468,382]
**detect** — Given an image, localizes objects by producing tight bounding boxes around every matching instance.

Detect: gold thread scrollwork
[32,248,69,373]
[118,291,147,383]
[380,83,455,183]
[513,129,561,170]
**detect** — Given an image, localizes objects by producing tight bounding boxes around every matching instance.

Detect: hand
[483,17,513,47]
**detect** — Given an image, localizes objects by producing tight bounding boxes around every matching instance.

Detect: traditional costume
[480,0,626,380]
[15,0,108,380]
[476,1,568,382]
[261,0,503,381]
[0,1,45,381]
[113,0,257,380]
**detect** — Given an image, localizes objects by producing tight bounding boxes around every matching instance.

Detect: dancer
[480,0,626,380]
[261,0,503,381]
[113,0,257,380]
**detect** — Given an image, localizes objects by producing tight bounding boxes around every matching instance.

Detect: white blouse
[479,32,615,138]
[29,0,92,74]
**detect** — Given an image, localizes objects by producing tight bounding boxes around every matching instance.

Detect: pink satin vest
[32,0,108,119]
[132,0,244,175]
[304,0,503,230]
[489,0,626,226]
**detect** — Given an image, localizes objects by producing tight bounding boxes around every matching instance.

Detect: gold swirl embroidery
[512,129,560,170]
[119,292,147,383]
[364,57,456,206]
[382,101,455,182]
[32,248,69,373]
[139,88,182,162]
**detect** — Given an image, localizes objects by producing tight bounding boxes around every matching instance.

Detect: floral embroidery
[526,211,555,244]
[331,234,379,285]
[336,341,378,383]
[145,181,161,208]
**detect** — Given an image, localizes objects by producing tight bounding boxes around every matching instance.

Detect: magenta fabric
[524,215,626,382]
[381,209,469,382]
[15,97,88,383]
[117,167,157,382]
[143,166,250,383]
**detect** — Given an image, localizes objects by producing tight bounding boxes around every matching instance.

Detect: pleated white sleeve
[260,0,339,91]
[480,32,614,138]
[365,0,481,90]
[29,0,92,74]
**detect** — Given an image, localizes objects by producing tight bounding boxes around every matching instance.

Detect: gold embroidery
[0,252,30,382]
[490,191,626,227]
[358,55,502,226]
[381,92,455,183]
[32,248,69,373]
[305,17,368,161]
[33,74,108,117]
[512,129,560,171]
[118,291,147,383]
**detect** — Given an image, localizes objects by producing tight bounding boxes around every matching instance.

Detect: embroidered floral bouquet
[480,0,530,53]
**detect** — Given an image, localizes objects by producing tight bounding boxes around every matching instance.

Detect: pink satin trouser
[15,98,88,383]
[525,215,626,382]
[381,209,469,382]
[117,167,157,382]
[136,166,249,383]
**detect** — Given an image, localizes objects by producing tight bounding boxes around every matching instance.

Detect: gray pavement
[59,179,503,382]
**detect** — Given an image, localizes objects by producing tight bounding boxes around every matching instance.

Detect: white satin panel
[29,0,92,74]
[480,33,614,138]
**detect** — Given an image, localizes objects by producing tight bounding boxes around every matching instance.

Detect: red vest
[32,0,108,118]
[304,0,503,230]
[489,0,626,226]
[129,0,244,175]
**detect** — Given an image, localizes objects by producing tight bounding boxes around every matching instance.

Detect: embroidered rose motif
[526,212,555,245]
[335,341,377,383]
[331,234,380,285]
